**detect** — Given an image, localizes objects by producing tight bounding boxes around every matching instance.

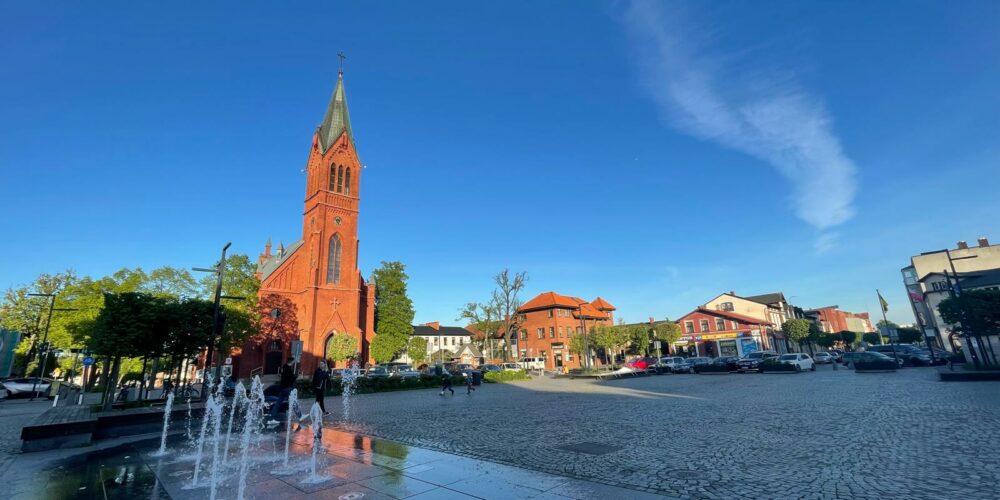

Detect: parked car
[714,356,740,371]
[626,356,657,371]
[365,366,392,379]
[0,381,7,400]
[517,358,545,370]
[827,349,845,363]
[3,377,54,398]
[814,352,835,364]
[842,351,904,369]
[390,365,421,378]
[736,351,779,373]
[777,353,815,372]
[481,364,502,373]
[501,363,522,371]
[687,357,714,373]
[659,357,691,373]
[867,344,932,366]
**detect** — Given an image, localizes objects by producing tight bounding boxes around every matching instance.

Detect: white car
[3,377,53,397]
[501,363,522,371]
[777,353,815,372]
[518,358,545,370]
[659,357,690,373]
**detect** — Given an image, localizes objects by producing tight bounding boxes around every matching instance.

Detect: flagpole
[876,289,898,362]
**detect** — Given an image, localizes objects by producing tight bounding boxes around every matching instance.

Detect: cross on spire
[338,51,346,75]
[330,297,342,311]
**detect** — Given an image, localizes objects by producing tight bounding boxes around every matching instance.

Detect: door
[554,354,563,368]
[264,352,282,375]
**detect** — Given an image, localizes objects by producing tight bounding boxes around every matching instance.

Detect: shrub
[696,364,729,373]
[484,370,530,383]
[760,359,796,372]
[854,360,898,371]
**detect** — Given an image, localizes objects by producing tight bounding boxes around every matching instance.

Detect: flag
[877,291,889,313]
[908,291,924,303]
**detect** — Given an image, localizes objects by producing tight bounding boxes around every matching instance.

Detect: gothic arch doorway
[263,339,283,375]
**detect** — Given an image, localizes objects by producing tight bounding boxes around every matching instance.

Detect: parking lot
[328,365,1000,499]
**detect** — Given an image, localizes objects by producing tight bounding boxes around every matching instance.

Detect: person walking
[312,361,331,416]
[439,373,454,396]
[464,371,476,395]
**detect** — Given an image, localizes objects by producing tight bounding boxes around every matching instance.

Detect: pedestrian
[280,358,296,389]
[439,373,454,396]
[464,371,476,395]
[162,378,173,399]
[313,360,331,416]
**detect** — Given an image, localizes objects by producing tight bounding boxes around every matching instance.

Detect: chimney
[978,236,990,248]
[423,321,440,331]
[729,291,736,296]
[957,241,969,250]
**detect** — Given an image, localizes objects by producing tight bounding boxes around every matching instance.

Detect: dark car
[714,356,740,371]
[736,351,779,373]
[866,344,932,366]
[842,351,904,369]
[687,357,714,372]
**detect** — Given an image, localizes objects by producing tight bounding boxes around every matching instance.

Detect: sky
[2,1,999,326]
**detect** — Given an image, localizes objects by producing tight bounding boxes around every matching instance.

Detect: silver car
[3,377,53,398]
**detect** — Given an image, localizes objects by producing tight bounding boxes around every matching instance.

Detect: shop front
[676,331,763,357]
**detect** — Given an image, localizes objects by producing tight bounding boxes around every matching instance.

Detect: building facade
[803,306,874,334]
[674,308,770,357]
[237,71,376,377]
[513,292,615,370]
[395,322,474,365]
[703,291,800,352]
[902,237,1000,351]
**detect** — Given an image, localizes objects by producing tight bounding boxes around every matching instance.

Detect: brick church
[238,69,375,377]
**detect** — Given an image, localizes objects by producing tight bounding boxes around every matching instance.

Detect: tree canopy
[406,336,428,365]
[326,333,359,364]
[370,261,415,363]
[781,319,812,345]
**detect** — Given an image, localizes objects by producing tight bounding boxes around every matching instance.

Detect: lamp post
[576,304,591,369]
[26,293,79,400]
[193,242,231,401]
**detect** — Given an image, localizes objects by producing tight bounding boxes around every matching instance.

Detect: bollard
[52,395,60,407]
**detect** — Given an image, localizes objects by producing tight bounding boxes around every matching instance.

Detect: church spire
[317,55,353,153]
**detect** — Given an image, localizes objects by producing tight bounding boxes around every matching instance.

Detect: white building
[394,322,473,365]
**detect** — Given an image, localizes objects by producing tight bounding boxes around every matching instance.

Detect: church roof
[257,239,304,280]
[317,73,354,153]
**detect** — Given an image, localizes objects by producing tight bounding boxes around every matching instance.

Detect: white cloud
[621,0,858,232]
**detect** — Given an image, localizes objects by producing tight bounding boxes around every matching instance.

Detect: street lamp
[941,249,984,366]
[577,304,590,369]
[193,242,231,400]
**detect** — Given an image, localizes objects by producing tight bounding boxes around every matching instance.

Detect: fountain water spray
[282,389,300,468]
[341,360,361,422]
[302,401,328,484]
[150,392,175,457]
[222,383,246,467]
[207,393,224,500]
[237,376,265,500]
[185,397,193,443]
[190,372,215,486]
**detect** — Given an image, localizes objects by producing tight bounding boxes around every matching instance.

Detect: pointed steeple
[317,70,354,153]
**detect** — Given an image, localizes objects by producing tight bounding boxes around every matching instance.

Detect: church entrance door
[264,340,283,375]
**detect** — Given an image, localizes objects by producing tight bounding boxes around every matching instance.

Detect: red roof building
[673,307,772,358]
[513,292,615,370]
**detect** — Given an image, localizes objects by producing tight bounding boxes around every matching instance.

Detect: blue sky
[2,1,999,326]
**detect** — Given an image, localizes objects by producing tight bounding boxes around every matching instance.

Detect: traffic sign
[291,340,304,363]
[83,356,95,366]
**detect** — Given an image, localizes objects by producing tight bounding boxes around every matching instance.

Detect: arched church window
[329,164,336,191]
[327,234,342,284]
[337,165,344,193]
[345,167,351,196]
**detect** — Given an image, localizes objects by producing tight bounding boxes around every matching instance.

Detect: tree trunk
[102,355,121,411]
[98,356,112,405]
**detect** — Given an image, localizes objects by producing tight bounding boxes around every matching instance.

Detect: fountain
[185,397,193,443]
[150,391,174,457]
[237,376,266,500]
[341,360,361,422]
[302,402,328,484]
[191,389,220,487]
[272,388,300,474]
[222,383,247,466]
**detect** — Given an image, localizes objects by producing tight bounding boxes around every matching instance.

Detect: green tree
[838,331,858,346]
[781,319,811,351]
[325,333,359,366]
[90,292,164,409]
[896,327,922,344]
[591,324,629,365]
[938,289,1000,365]
[370,261,416,363]
[815,333,837,349]
[468,269,529,361]
[568,333,588,360]
[406,336,428,365]
[653,322,681,355]
[457,297,503,360]
[862,332,884,344]
[876,319,899,330]
[626,325,651,355]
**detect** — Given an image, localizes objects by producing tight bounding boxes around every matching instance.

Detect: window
[328,165,337,191]
[559,327,565,338]
[520,330,527,340]
[345,167,351,195]
[576,326,583,335]
[685,321,694,333]
[336,165,344,192]
[547,310,553,318]
[326,234,342,284]
[549,327,555,338]
[715,318,726,330]
[732,320,740,329]
[537,328,544,339]
[699,319,710,331]
[720,302,734,312]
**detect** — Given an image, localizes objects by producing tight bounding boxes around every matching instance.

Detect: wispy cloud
[620,1,858,237]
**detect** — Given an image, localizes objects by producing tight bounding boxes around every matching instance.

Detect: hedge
[695,364,730,373]
[760,360,797,372]
[295,374,466,397]
[484,370,530,383]
[854,360,898,372]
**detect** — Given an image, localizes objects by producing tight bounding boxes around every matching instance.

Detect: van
[518,357,545,370]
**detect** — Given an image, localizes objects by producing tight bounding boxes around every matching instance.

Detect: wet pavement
[1,421,655,499]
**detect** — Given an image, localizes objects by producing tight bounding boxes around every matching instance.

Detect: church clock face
[334,216,342,225]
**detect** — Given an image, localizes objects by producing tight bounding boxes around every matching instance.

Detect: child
[439,373,454,396]
[465,371,476,395]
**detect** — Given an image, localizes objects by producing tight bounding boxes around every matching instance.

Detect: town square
[2,1,1000,499]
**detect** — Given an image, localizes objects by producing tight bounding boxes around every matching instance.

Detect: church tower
[252,65,376,377]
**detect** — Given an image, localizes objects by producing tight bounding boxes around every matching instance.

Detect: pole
[202,242,231,401]
[30,295,56,401]
[578,305,589,369]
[876,289,898,364]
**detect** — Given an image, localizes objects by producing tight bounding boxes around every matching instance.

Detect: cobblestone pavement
[0,399,52,477]
[326,366,1000,499]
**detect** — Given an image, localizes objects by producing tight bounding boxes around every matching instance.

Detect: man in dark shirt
[280,358,296,388]
[268,358,300,425]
